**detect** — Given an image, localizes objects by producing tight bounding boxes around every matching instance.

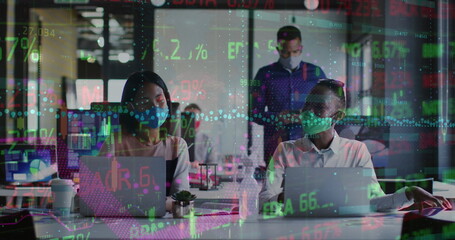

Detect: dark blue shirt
[251,61,326,140]
[250,61,326,148]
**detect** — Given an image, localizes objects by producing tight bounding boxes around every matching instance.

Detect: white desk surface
[1,180,450,201]
[7,181,455,239]
[0,182,239,199]
[33,211,409,240]
[433,181,455,198]
[0,187,51,197]
[0,186,51,208]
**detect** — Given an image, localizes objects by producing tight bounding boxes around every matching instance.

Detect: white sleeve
[169,138,190,195]
[356,143,386,198]
[356,143,413,211]
[370,187,413,211]
[258,142,286,211]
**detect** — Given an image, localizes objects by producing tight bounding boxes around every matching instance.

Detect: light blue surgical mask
[279,54,302,70]
[134,106,169,129]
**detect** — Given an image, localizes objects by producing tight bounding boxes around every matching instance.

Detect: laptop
[283,167,374,217]
[0,144,57,188]
[79,156,166,217]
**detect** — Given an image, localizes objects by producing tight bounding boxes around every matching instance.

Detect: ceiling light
[304,0,319,10]
[81,12,103,18]
[118,52,130,63]
[109,19,120,28]
[151,0,166,7]
[90,19,103,28]
[90,27,102,34]
[97,37,104,48]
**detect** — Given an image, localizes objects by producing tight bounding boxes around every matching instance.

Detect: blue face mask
[134,106,169,129]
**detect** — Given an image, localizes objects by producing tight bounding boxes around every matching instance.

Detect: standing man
[184,103,218,168]
[251,25,326,166]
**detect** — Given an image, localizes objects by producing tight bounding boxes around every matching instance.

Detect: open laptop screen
[0,145,57,185]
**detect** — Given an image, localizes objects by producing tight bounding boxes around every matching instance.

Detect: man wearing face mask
[251,25,326,167]
[259,79,452,213]
[184,103,218,169]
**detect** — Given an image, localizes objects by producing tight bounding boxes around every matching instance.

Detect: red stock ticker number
[170,80,206,102]
[337,0,381,17]
[171,0,275,9]
[82,166,153,194]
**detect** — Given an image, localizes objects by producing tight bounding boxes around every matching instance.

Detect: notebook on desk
[284,167,374,217]
[79,156,166,217]
[194,202,239,216]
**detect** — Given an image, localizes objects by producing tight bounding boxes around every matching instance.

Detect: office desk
[192,182,241,206]
[434,181,455,198]
[0,187,51,208]
[32,212,407,239]
[0,182,240,210]
[8,181,455,239]
[198,213,406,240]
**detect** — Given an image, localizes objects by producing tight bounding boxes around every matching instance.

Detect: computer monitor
[57,109,97,179]
[0,144,57,185]
[56,103,122,179]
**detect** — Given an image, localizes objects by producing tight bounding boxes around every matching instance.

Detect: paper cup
[51,178,74,216]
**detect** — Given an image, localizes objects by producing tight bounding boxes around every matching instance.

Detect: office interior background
[0,0,454,187]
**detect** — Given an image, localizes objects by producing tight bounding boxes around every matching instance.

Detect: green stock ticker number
[0,37,41,63]
[228,40,275,60]
[144,38,207,61]
[299,192,318,212]
[263,191,319,218]
[343,41,409,59]
[422,42,455,58]
[48,232,90,240]
[264,183,383,219]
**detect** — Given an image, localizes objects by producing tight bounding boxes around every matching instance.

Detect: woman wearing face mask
[99,71,190,211]
[259,79,452,213]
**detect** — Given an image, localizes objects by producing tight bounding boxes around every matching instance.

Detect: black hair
[315,79,346,111]
[120,71,172,134]
[277,25,302,41]
[184,103,201,112]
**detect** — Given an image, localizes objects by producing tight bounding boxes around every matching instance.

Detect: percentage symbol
[195,44,208,60]
[191,80,206,100]
[396,42,409,58]
[182,116,195,139]
[23,37,38,62]
[388,41,397,58]
[38,127,56,145]
[46,127,56,145]
[181,116,189,138]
